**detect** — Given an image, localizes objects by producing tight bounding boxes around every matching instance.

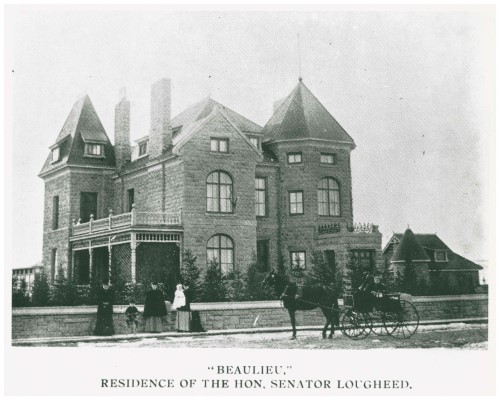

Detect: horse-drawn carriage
[263,271,420,340]
[340,290,419,340]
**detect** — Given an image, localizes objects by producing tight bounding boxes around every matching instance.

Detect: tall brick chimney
[114,87,131,170]
[149,78,172,158]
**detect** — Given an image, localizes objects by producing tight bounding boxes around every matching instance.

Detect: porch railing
[71,204,181,237]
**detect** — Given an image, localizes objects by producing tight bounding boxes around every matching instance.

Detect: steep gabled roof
[446,253,483,271]
[172,105,262,161]
[171,97,262,135]
[391,228,431,263]
[39,95,115,176]
[261,79,355,146]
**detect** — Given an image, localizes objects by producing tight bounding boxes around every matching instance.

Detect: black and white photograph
[3,4,496,396]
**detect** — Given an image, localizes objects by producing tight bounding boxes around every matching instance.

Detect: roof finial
[297,33,302,82]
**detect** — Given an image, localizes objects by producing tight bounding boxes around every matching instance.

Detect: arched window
[206,171,233,213]
[318,178,340,216]
[207,234,234,275]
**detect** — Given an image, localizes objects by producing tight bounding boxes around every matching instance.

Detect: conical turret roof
[261,80,355,146]
[39,95,115,176]
[391,228,431,263]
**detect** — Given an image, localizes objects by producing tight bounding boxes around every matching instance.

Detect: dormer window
[250,137,259,148]
[51,147,60,163]
[288,152,302,164]
[435,250,448,262]
[84,143,104,157]
[138,141,148,157]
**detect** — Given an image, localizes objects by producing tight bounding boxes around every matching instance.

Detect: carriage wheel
[340,309,371,340]
[385,300,419,339]
[370,310,390,336]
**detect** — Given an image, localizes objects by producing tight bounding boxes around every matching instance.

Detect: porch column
[131,233,137,283]
[70,250,75,281]
[89,244,93,282]
[108,241,113,283]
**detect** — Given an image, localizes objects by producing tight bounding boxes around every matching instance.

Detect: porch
[69,205,183,286]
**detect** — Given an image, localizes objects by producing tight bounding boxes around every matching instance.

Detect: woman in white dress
[172,283,186,310]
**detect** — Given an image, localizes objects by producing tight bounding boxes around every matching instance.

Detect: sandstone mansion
[39,77,382,287]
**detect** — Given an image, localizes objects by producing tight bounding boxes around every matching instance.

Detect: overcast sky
[5,6,494,269]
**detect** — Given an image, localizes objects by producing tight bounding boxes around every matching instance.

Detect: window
[207,234,234,275]
[210,138,229,153]
[52,196,59,230]
[289,190,303,215]
[51,249,58,282]
[127,189,135,212]
[290,251,306,270]
[51,147,60,163]
[250,137,259,148]
[287,152,302,164]
[435,250,448,262]
[257,240,270,272]
[255,177,267,216]
[318,178,340,216]
[351,250,374,271]
[138,141,148,157]
[320,153,336,165]
[80,192,98,223]
[85,143,104,157]
[206,171,233,213]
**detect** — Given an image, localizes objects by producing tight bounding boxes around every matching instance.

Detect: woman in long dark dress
[143,283,167,333]
[94,283,115,336]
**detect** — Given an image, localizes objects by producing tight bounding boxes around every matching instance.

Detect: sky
[4,5,495,269]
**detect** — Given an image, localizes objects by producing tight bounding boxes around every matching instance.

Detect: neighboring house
[383,228,482,294]
[12,263,44,295]
[38,77,382,292]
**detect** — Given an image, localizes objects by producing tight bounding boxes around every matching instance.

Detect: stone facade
[39,77,382,286]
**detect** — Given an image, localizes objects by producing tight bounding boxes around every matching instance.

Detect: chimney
[149,78,172,158]
[114,87,131,170]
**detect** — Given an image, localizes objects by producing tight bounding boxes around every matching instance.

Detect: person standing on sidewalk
[143,282,167,333]
[94,282,115,336]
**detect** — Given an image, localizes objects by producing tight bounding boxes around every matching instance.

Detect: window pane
[219,140,228,152]
[210,139,218,151]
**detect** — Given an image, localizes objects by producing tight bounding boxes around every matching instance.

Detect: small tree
[307,250,342,296]
[227,267,247,301]
[12,277,31,307]
[346,251,364,290]
[31,270,50,306]
[381,258,396,291]
[50,264,68,306]
[200,259,228,302]
[181,249,201,303]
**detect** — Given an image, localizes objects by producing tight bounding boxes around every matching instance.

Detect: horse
[262,270,340,340]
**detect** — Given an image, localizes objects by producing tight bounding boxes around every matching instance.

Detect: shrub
[244,262,275,301]
[227,267,246,301]
[307,250,343,296]
[200,259,228,302]
[12,277,31,307]
[31,270,50,307]
[50,265,68,306]
[181,249,201,303]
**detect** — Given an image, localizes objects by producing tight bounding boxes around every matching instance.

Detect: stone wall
[12,295,488,339]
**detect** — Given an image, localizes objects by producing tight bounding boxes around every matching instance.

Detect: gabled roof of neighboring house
[39,95,115,176]
[261,79,355,146]
[390,228,431,263]
[171,97,262,136]
[393,233,451,251]
[435,253,483,271]
[383,232,451,254]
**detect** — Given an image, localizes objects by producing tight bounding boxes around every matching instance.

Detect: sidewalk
[12,317,487,346]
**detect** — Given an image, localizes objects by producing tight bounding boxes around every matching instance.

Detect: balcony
[71,204,182,238]
[317,222,379,235]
